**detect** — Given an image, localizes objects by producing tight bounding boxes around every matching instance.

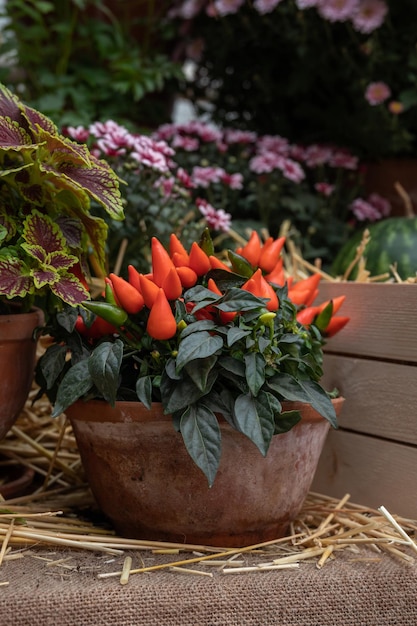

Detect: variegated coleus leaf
[0,116,38,152]
[0,207,17,241]
[49,271,90,306]
[22,209,69,254]
[0,83,24,124]
[0,257,33,298]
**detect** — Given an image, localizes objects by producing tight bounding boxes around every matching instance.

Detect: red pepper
[76,315,116,340]
[169,233,189,260]
[146,289,177,340]
[242,269,279,311]
[188,242,211,276]
[236,231,262,267]
[296,306,319,326]
[207,278,237,323]
[264,258,285,286]
[176,266,198,288]
[317,295,346,316]
[209,255,231,272]
[171,252,190,268]
[127,265,141,292]
[139,273,160,309]
[109,273,144,314]
[151,237,175,287]
[322,316,350,337]
[258,236,286,273]
[161,266,183,300]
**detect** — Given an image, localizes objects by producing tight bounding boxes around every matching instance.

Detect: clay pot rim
[66,396,344,425]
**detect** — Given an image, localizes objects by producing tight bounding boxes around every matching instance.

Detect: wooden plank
[321,355,417,444]
[312,429,417,518]
[316,282,417,362]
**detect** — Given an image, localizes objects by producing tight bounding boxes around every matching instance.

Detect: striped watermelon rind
[331,217,417,280]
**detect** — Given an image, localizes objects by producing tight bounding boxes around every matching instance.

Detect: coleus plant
[0,83,124,313]
[36,229,349,486]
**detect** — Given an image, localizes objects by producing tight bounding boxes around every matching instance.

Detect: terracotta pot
[67,397,344,547]
[0,307,44,440]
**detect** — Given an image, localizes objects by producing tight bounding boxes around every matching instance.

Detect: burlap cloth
[0,547,415,625]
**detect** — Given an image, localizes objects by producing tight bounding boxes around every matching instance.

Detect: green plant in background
[168,0,417,160]
[0,0,184,129]
[0,83,124,314]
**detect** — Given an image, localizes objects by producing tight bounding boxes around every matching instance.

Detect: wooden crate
[311,282,417,518]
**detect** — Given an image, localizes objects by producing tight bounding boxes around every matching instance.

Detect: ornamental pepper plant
[36,229,349,486]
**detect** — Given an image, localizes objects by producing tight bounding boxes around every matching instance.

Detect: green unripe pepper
[82,301,128,327]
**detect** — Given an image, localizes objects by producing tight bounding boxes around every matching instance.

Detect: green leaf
[227,326,250,346]
[176,331,223,372]
[88,340,123,405]
[234,392,275,456]
[51,360,93,417]
[160,370,217,413]
[185,355,218,392]
[274,410,302,434]
[135,375,153,409]
[267,373,337,427]
[244,352,265,396]
[180,404,221,487]
[39,344,67,390]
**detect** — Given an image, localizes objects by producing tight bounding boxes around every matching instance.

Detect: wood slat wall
[316,282,417,362]
[312,282,417,516]
[312,430,417,518]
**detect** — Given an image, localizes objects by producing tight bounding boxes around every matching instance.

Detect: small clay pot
[0,307,44,440]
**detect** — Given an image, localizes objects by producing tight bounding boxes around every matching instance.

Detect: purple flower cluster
[170,0,388,33]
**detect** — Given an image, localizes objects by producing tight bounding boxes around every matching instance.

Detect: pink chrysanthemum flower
[253,0,284,15]
[350,195,390,221]
[196,198,232,232]
[303,144,333,167]
[280,158,306,183]
[208,0,245,17]
[172,135,200,152]
[191,166,226,187]
[351,0,388,33]
[315,182,335,197]
[65,125,90,143]
[295,0,321,7]
[365,81,391,105]
[221,172,244,189]
[328,149,358,170]
[318,0,359,22]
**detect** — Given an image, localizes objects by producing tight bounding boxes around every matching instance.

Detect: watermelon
[331,217,417,280]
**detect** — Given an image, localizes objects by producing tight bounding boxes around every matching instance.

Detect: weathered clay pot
[0,307,44,440]
[67,397,344,547]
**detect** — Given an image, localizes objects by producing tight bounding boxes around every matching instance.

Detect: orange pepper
[264,257,285,286]
[127,265,141,292]
[188,242,211,276]
[109,273,144,314]
[209,255,231,272]
[139,273,160,309]
[207,278,237,323]
[176,265,198,288]
[146,289,178,340]
[151,237,175,287]
[258,236,286,273]
[169,233,189,260]
[323,316,350,337]
[296,306,319,326]
[317,295,346,315]
[236,231,262,267]
[171,252,190,268]
[242,268,279,311]
[162,266,183,300]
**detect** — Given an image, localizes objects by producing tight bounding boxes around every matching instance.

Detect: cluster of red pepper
[76,230,349,342]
